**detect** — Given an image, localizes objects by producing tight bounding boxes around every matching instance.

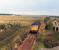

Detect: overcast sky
[0,0,59,15]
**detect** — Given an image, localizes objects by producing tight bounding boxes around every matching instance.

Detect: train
[29,21,41,34]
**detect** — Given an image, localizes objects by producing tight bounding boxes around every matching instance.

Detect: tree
[44,17,50,22]
[45,23,52,30]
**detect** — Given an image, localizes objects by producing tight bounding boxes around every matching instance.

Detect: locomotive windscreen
[31,25,38,31]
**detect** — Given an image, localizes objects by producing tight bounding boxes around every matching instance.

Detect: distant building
[52,19,59,32]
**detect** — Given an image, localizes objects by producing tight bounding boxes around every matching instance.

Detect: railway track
[17,34,36,50]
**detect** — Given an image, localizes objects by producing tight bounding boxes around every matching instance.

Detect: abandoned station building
[52,19,59,32]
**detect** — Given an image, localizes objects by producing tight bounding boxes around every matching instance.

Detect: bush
[44,33,59,48]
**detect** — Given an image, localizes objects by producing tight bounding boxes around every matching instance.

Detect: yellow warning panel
[31,25,38,31]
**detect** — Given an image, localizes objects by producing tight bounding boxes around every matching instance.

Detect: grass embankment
[36,31,59,49]
[32,32,46,50]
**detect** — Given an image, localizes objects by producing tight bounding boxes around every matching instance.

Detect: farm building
[52,19,59,32]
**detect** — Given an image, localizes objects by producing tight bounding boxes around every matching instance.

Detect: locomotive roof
[32,21,41,25]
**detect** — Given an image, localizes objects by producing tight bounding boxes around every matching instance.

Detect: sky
[0,0,59,15]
